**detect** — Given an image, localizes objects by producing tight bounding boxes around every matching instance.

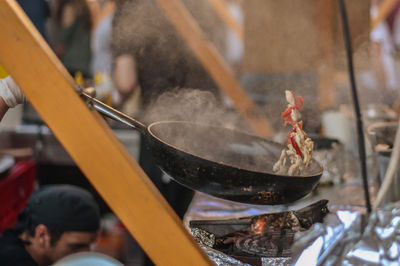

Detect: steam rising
[110,0,379,173]
[142,88,244,131]
[112,0,225,59]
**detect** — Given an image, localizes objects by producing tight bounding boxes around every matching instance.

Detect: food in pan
[273,90,314,176]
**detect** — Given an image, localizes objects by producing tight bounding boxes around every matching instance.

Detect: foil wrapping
[191,227,215,248]
[186,193,327,265]
[261,257,291,265]
[198,244,250,266]
[344,203,400,265]
[292,203,400,265]
[313,143,344,185]
[199,243,291,266]
[185,189,377,265]
[291,208,363,265]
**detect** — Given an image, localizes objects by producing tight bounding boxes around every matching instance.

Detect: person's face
[45,231,98,264]
[25,224,98,266]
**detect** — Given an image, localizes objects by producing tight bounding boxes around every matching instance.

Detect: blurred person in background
[0,185,101,266]
[54,0,92,79]
[112,53,141,116]
[111,0,225,220]
[224,0,244,75]
[90,0,118,103]
[90,0,115,77]
[111,1,225,264]
[368,0,400,108]
[112,0,224,112]
[17,0,50,42]
[387,0,400,115]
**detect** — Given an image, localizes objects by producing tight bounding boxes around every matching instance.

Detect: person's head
[16,185,101,266]
[55,0,92,29]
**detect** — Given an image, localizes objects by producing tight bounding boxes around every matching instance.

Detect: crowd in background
[17,0,244,119]
[18,0,118,108]
[16,0,400,121]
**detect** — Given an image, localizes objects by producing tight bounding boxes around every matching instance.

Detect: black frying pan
[82,93,323,205]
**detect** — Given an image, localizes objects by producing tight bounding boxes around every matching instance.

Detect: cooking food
[273,90,314,176]
[82,92,323,205]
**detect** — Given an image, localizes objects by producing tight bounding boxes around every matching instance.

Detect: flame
[252,217,266,235]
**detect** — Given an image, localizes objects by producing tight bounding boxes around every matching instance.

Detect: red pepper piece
[281,106,295,126]
[291,90,303,109]
[281,91,304,126]
[290,136,303,159]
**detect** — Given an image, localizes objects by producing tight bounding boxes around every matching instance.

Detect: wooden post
[208,0,244,41]
[156,0,275,137]
[317,0,336,110]
[0,1,211,265]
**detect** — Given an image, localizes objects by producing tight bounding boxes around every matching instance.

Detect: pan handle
[80,91,147,134]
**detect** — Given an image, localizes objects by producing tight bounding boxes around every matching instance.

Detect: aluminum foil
[291,207,363,265]
[186,193,325,266]
[344,203,400,265]
[291,203,400,265]
[313,142,344,185]
[199,243,291,266]
[191,227,215,247]
[261,257,291,266]
[185,187,375,266]
[198,244,250,266]
[198,204,400,265]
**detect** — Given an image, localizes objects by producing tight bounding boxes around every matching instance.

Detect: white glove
[0,76,25,108]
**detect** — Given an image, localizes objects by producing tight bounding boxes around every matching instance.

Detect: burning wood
[190,200,329,259]
[251,217,266,235]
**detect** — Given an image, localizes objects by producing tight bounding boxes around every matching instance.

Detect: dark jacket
[0,230,37,266]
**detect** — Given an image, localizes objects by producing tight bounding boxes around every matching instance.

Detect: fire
[252,217,266,235]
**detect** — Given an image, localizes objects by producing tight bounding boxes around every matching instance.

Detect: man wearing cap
[0,185,101,266]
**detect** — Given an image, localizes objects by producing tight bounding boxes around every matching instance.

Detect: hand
[0,76,26,108]
[113,54,138,96]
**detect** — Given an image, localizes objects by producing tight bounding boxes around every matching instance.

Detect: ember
[251,217,266,235]
[190,200,329,263]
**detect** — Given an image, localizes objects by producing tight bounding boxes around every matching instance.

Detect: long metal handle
[80,92,147,134]
[338,0,371,213]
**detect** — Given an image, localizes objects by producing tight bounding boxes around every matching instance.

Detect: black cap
[23,185,100,232]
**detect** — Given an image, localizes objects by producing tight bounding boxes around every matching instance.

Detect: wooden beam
[371,0,398,30]
[317,0,336,110]
[0,1,211,265]
[208,0,244,41]
[156,0,275,137]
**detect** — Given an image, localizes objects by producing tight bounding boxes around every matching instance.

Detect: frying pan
[82,92,323,205]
